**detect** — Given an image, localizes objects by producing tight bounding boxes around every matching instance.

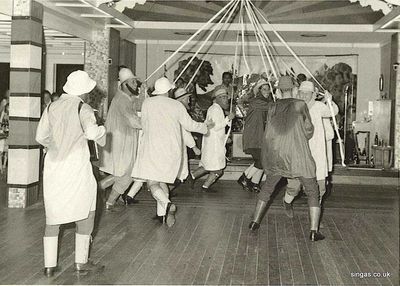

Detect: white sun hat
[173,88,191,100]
[119,68,137,84]
[152,77,175,95]
[63,70,96,96]
[298,81,315,93]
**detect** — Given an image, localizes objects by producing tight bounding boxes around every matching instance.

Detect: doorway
[55,64,84,94]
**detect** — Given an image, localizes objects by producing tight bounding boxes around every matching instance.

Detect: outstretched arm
[122,102,142,129]
[79,103,106,145]
[178,105,208,135]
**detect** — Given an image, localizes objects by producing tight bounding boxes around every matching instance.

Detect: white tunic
[36,94,106,225]
[200,103,230,171]
[176,130,196,181]
[131,96,208,184]
[308,101,338,181]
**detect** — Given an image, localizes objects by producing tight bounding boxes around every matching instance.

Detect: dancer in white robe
[131,77,210,227]
[190,87,235,191]
[36,71,106,277]
[99,68,142,210]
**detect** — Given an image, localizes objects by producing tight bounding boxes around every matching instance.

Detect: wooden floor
[0,180,398,285]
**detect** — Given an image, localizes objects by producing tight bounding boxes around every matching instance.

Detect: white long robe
[323,118,334,172]
[36,94,106,225]
[200,103,230,171]
[308,101,338,180]
[131,96,208,184]
[99,89,141,177]
[176,130,196,181]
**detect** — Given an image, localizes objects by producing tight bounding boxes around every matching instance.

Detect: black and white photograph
[0,0,398,285]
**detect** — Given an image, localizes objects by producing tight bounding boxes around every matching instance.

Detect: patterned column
[7,0,43,208]
[84,27,110,120]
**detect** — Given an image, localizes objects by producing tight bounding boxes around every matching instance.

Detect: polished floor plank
[152,208,204,285]
[177,210,227,285]
[285,217,306,285]
[191,212,230,285]
[298,216,331,286]
[203,214,236,285]
[255,216,269,285]
[293,215,319,285]
[333,215,382,286]
[230,214,248,285]
[349,216,396,286]
[276,216,294,285]
[217,214,243,285]
[267,215,281,285]
[242,226,258,285]
[0,181,398,285]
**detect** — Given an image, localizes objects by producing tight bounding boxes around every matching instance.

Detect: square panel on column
[10,44,42,69]
[9,96,41,119]
[11,19,42,45]
[9,70,41,94]
[8,119,39,146]
[7,148,40,185]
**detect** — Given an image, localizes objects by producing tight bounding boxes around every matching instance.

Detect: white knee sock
[127,181,143,198]
[150,186,170,216]
[75,233,91,264]
[43,236,58,268]
[251,169,264,184]
[284,192,295,204]
[244,164,255,176]
[248,166,259,178]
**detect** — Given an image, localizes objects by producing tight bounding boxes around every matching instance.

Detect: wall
[0,46,84,93]
[135,41,381,122]
[45,52,84,93]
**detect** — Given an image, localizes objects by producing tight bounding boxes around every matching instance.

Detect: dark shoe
[105,203,124,213]
[282,198,294,218]
[121,194,139,205]
[188,174,196,189]
[152,215,164,223]
[252,184,261,193]
[249,221,260,231]
[75,261,105,273]
[165,203,177,227]
[201,186,217,193]
[186,174,194,188]
[44,267,58,278]
[309,230,325,242]
[237,173,248,189]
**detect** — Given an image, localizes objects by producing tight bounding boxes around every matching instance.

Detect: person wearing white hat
[190,87,235,191]
[98,68,143,210]
[283,81,338,215]
[131,77,211,227]
[36,70,106,277]
[173,88,201,183]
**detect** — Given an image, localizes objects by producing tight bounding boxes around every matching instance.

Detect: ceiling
[0,0,396,49]
[123,0,384,24]
[0,15,84,52]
